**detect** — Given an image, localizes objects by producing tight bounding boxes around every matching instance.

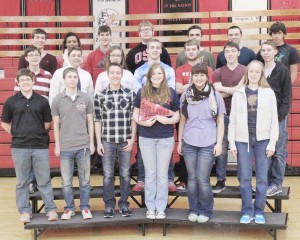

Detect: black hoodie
[267,63,292,120]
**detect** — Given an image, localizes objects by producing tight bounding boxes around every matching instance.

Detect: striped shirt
[14,69,51,99]
[94,86,134,143]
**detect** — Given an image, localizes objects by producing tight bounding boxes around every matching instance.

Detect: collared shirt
[14,68,52,99]
[94,86,134,143]
[1,92,52,148]
[51,90,94,151]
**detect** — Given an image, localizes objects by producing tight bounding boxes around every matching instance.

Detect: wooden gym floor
[0,175,299,240]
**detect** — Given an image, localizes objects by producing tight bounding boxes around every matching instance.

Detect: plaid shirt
[94,86,134,143]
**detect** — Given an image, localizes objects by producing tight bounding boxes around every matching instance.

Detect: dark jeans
[102,140,131,209]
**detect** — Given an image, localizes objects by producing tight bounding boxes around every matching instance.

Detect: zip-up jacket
[267,63,292,120]
[228,86,279,152]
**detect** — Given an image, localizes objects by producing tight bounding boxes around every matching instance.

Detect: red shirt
[84,48,109,86]
[176,63,213,86]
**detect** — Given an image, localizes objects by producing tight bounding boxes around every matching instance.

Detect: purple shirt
[180,91,226,147]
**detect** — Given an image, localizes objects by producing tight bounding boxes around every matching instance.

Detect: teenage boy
[176,39,213,94]
[134,39,175,93]
[49,47,94,106]
[257,22,299,83]
[15,47,52,99]
[216,26,256,69]
[94,62,136,218]
[85,25,112,84]
[52,67,95,220]
[1,69,58,223]
[132,39,177,192]
[260,41,292,196]
[15,47,53,194]
[212,41,246,193]
[18,28,57,75]
[176,25,215,70]
[126,20,172,74]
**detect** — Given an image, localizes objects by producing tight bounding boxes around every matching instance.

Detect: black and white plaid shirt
[94,86,134,143]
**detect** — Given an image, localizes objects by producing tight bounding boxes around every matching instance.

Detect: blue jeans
[102,140,131,209]
[268,116,288,188]
[182,141,215,217]
[215,114,229,181]
[136,142,175,182]
[139,137,174,212]
[236,131,271,216]
[11,148,56,214]
[60,148,91,211]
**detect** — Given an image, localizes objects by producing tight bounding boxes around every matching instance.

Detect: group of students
[1,20,299,226]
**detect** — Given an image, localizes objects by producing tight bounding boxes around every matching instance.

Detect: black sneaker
[29,182,37,194]
[119,205,132,217]
[212,180,226,193]
[104,208,115,218]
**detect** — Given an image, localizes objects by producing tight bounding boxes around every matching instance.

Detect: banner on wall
[161,0,194,47]
[92,0,126,49]
[231,0,268,47]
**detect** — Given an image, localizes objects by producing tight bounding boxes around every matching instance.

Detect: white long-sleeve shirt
[94,69,134,95]
[49,67,94,106]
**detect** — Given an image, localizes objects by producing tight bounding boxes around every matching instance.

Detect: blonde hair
[243,60,270,88]
[138,21,153,32]
[141,63,170,105]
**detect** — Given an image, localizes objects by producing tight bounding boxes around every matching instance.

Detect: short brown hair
[98,25,112,35]
[184,39,199,50]
[63,67,79,79]
[68,47,82,56]
[16,68,35,83]
[32,28,47,39]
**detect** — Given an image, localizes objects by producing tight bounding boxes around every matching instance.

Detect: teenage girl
[228,60,279,224]
[133,63,180,219]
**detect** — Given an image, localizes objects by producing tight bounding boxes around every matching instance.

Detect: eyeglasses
[109,54,122,58]
[27,54,40,58]
[140,28,152,33]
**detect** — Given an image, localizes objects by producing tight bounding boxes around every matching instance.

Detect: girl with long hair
[177,63,225,223]
[228,60,279,224]
[133,63,180,219]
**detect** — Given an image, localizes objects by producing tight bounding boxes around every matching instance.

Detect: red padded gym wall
[25,0,56,50]
[271,0,300,167]
[0,0,21,51]
[60,0,91,50]
[127,0,158,48]
[198,0,229,49]
[270,0,300,45]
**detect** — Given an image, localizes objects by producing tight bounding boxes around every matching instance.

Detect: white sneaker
[82,209,93,220]
[146,210,156,219]
[156,211,166,219]
[197,215,209,223]
[61,210,75,220]
[188,213,198,222]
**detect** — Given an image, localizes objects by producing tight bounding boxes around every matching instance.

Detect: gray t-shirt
[51,90,94,151]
